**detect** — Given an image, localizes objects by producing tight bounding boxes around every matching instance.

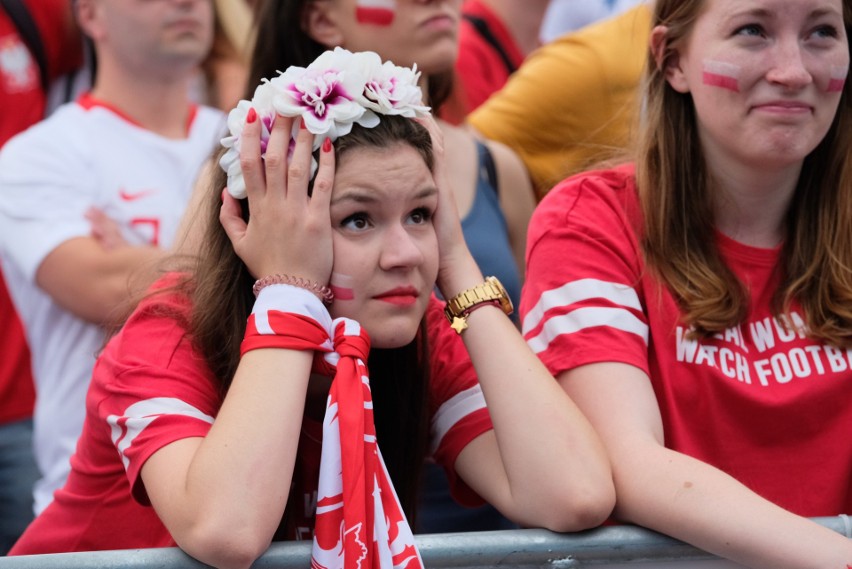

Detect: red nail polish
[246,108,257,124]
[322,138,332,153]
[299,118,308,130]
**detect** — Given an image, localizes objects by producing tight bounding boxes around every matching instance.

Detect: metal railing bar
[0,515,848,568]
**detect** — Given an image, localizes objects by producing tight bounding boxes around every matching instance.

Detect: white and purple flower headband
[219,47,431,199]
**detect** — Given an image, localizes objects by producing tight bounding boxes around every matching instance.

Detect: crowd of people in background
[0,0,850,568]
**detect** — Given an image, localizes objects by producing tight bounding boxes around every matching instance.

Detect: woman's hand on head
[419,116,482,296]
[220,112,336,285]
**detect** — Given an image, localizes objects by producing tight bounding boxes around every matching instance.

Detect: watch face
[487,277,514,315]
[487,276,507,296]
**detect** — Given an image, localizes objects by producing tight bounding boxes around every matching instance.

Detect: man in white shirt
[0,0,224,514]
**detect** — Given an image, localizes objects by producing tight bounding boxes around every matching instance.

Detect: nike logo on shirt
[119,188,157,201]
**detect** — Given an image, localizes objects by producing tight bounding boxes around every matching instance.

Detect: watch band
[444,276,514,334]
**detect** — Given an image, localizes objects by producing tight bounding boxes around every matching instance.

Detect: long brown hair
[637,0,852,345]
[188,115,434,521]
[247,0,454,111]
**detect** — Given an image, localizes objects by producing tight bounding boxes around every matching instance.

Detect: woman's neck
[710,159,803,249]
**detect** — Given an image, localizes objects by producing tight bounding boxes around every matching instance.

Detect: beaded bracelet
[253,274,334,303]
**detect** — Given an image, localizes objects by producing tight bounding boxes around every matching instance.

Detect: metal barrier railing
[1,515,849,568]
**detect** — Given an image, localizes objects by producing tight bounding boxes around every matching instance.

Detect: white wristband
[252,284,333,336]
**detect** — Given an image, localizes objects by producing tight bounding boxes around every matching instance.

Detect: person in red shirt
[0,0,81,553]
[521,0,852,567]
[440,0,550,124]
[10,51,615,567]
[0,0,81,144]
[246,0,538,533]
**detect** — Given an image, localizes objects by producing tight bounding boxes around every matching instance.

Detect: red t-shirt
[521,164,852,517]
[0,0,82,146]
[0,273,34,423]
[0,0,81,424]
[0,0,82,424]
[10,278,492,554]
[441,0,525,124]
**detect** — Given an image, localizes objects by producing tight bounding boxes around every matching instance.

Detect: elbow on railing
[550,489,616,533]
[516,481,617,533]
[176,519,274,569]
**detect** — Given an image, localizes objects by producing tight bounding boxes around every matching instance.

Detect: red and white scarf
[242,285,424,569]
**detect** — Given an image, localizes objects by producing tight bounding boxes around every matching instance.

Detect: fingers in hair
[288,118,315,198]
[219,188,247,242]
[239,107,265,200]
[310,137,336,216]
[265,114,294,196]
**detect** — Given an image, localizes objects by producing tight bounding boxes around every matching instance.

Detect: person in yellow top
[468,4,650,200]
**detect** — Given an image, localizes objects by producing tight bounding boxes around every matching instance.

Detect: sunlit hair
[190,114,433,520]
[636,0,852,345]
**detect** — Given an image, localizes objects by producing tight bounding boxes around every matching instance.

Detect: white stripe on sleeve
[522,278,643,335]
[526,306,648,354]
[107,397,214,470]
[430,385,487,454]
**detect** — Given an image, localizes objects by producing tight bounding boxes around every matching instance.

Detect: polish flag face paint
[355,0,396,26]
[702,60,741,93]
[331,272,355,301]
[827,65,848,93]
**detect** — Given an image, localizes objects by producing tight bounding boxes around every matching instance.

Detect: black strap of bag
[462,14,518,76]
[0,0,49,92]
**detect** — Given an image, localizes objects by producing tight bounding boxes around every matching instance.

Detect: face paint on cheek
[355,0,396,26]
[827,65,848,93]
[330,272,355,301]
[702,60,741,93]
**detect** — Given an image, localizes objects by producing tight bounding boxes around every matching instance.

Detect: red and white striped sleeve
[520,166,651,378]
[92,292,221,505]
[424,298,493,506]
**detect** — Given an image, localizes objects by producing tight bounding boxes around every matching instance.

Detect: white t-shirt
[539,0,646,43]
[0,95,224,513]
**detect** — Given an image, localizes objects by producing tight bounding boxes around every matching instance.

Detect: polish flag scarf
[242,285,424,569]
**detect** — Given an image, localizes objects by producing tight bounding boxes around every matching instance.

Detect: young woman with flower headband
[242,0,535,319]
[520,0,852,567]
[8,50,614,569]
[223,0,539,534]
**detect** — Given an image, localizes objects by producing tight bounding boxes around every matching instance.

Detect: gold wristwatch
[444,276,514,334]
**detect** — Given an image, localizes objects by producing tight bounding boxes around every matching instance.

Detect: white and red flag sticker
[828,65,847,93]
[702,60,740,92]
[355,0,396,26]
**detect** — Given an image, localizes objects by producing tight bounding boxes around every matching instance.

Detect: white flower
[271,47,377,141]
[219,82,278,199]
[359,58,430,118]
[218,47,433,200]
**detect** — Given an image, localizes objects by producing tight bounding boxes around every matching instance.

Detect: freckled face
[328,143,438,349]
[667,0,848,171]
